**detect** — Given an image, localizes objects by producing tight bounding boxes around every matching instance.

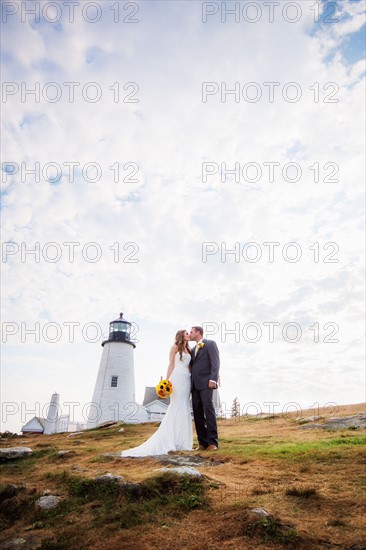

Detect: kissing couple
[121,326,220,456]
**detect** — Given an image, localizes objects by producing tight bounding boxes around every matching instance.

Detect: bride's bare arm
[166,344,178,379]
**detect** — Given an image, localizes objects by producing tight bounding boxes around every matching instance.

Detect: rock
[0,484,26,499]
[35,495,62,510]
[23,522,44,531]
[251,508,271,518]
[71,465,88,472]
[95,473,124,483]
[118,428,125,433]
[119,453,222,467]
[156,454,221,468]
[156,466,202,477]
[300,413,366,430]
[100,452,125,459]
[67,432,83,438]
[56,450,75,458]
[0,447,33,460]
[322,414,366,430]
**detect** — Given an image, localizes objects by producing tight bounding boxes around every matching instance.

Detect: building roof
[144,399,170,412]
[143,387,170,406]
[37,417,47,428]
[21,416,46,431]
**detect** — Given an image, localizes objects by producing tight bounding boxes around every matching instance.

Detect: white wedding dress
[121,352,193,456]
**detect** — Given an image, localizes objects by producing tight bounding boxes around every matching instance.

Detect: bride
[121,330,193,456]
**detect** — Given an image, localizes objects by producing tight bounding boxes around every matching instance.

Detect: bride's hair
[175,330,191,360]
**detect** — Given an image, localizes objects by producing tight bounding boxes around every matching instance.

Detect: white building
[21,416,46,434]
[21,393,86,435]
[21,416,86,434]
[87,313,148,427]
[142,387,170,421]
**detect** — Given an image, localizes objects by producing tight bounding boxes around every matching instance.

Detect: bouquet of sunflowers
[156,378,173,399]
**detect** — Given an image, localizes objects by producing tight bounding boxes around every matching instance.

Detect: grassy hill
[1,403,365,549]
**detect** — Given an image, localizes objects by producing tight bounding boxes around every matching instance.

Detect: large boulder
[321,414,366,430]
[300,413,366,430]
[94,473,124,483]
[156,466,202,477]
[35,495,62,510]
[0,447,32,460]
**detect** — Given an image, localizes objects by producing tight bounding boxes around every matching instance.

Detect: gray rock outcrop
[35,496,62,510]
[0,447,32,460]
[94,473,124,483]
[156,466,202,477]
[300,413,366,430]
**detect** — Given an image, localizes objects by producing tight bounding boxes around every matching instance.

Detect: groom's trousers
[192,385,218,448]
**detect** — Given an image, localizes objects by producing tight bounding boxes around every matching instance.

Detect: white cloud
[1,1,364,432]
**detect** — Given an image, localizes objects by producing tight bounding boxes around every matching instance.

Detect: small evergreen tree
[231,397,240,419]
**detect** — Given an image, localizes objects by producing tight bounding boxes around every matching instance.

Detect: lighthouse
[87,313,148,427]
[44,392,60,434]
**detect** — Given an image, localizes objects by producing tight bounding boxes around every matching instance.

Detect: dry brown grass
[0,402,365,550]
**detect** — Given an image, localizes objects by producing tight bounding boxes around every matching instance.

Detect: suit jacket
[190,339,220,391]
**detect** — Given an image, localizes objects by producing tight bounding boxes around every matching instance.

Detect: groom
[190,326,220,451]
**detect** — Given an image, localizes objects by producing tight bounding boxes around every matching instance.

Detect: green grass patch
[39,530,83,550]
[236,511,300,546]
[243,415,279,422]
[43,469,209,530]
[0,489,39,527]
[0,448,58,474]
[8,469,209,540]
[36,499,77,526]
[88,455,116,463]
[221,434,366,460]
[324,436,366,446]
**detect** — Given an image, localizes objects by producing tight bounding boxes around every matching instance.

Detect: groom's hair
[192,326,203,336]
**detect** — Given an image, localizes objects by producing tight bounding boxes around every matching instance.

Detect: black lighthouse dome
[102,313,136,348]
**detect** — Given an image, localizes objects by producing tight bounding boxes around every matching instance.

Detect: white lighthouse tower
[87,313,148,427]
[44,392,60,434]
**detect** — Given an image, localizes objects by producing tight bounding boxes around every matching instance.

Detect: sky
[1,0,365,433]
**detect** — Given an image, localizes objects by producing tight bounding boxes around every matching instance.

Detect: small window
[111,376,118,388]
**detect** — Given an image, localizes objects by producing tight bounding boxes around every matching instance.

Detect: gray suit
[190,339,220,448]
